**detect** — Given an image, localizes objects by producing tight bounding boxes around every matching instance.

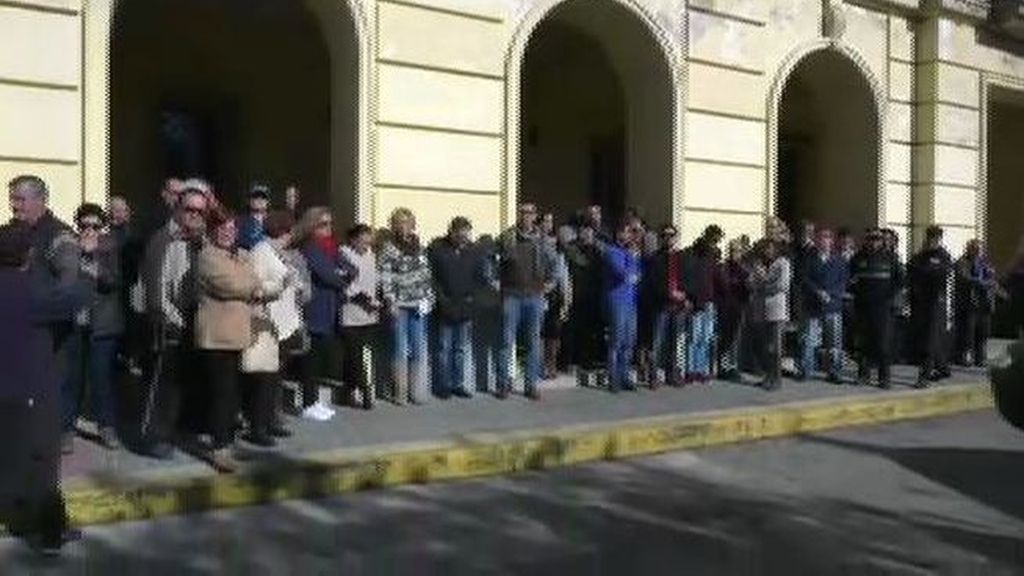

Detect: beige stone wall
[0,1,82,222]
[3,0,1023,252]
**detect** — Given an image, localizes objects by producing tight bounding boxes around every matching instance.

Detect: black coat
[908,247,952,358]
[0,265,86,524]
[429,238,486,322]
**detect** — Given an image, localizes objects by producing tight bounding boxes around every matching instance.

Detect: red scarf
[313,233,337,256]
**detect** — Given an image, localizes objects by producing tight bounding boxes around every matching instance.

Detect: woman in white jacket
[241,215,294,447]
[263,211,325,423]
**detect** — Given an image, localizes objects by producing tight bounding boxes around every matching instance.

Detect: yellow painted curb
[67,382,993,527]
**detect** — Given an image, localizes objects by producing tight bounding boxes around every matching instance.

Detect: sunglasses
[79,223,103,231]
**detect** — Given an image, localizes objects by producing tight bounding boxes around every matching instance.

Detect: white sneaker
[301,405,329,422]
[315,401,336,418]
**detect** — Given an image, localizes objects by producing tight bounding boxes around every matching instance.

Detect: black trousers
[955,310,991,366]
[144,342,191,445]
[752,321,782,384]
[857,306,892,382]
[199,350,240,449]
[284,333,317,408]
[340,325,376,397]
[0,400,67,547]
[919,303,949,376]
[241,371,276,438]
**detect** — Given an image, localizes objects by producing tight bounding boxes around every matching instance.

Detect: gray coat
[750,256,791,323]
[75,235,124,338]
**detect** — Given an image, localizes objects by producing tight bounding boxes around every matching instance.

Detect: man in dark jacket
[643,224,688,388]
[850,228,903,388]
[497,202,556,400]
[566,225,606,387]
[716,237,751,381]
[908,225,953,387]
[108,195,146,373]
[798,228,849,383]
[429,217,484,398]
[679,225,723,382]
[0,221,87,555]
[954,240,997,367]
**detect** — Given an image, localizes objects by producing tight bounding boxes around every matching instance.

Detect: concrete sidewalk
[58,356,998,527]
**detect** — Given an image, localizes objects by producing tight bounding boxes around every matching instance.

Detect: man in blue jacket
[237,184,271,250]
[798,228,850,383]
[605,222,642,393]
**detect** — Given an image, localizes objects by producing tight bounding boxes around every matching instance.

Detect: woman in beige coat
[195,208,261,473]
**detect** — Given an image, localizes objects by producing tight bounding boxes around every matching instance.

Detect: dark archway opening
[986,87,1024,337]
[519,0,673,228]
[776,50,879,235]
[110,0,357,227]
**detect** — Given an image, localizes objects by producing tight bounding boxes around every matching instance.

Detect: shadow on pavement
[6,436,1024,575]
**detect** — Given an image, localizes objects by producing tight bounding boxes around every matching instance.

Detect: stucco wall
[1,0,1022,252]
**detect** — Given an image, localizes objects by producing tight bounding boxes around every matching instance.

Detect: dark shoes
[451,388,473,399]
[496,387,510,400]
[245,433,277,448]
[826,373,843,385]
[269,424,292,438]
[99,427,121,451]
[148,442,175,460]
[525,387,541,401]
[31,528,82,557]
[60,432,74,456]
[760,379,781,392]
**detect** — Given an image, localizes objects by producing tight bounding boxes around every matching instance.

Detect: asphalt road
[3,410,1023,576]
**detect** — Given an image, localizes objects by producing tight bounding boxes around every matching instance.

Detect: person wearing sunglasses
[60,204,124,455]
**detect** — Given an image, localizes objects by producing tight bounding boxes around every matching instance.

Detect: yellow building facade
[1,0,1023,268]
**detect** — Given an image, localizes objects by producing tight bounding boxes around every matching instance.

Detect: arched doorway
[109,0,360,228]
[772,48,881,235]
[515,0,675,228]
[985,85,1024,337]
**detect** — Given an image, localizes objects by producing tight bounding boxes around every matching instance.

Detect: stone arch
[503,0,684,229]
[766,38,888,233]
[82,0,373,225]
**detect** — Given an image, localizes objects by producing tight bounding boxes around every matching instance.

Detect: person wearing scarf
[298,207,351,421]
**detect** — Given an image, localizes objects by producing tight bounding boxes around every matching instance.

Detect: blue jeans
[391,307,427,368]
[651,309,686,376]
[687,304,715,377]
[498,295,545,392]
[608,300,638,390]
[437,320,472,394]
[800,312,844,376]
[62,329,118,430]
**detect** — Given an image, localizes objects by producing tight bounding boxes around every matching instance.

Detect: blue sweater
[801,252,850,316]
[302,242,354,335]
[604,244,642,307]
[237,215,266,251]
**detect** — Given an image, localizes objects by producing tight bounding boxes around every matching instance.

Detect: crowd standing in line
[2,173,1022,554]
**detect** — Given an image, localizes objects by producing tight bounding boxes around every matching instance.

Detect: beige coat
[195,245,259,351]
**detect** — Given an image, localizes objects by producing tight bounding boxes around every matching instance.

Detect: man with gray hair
[6,174,81,552]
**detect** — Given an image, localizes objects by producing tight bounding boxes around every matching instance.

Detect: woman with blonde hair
[379,207,433,405]
[298,206,353,421]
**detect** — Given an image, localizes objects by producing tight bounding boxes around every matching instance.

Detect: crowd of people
[3,173,1024,554]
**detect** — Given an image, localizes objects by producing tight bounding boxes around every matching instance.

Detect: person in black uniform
[908,225,953,388]
[850,228,902,389]
[566,225,606,386]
